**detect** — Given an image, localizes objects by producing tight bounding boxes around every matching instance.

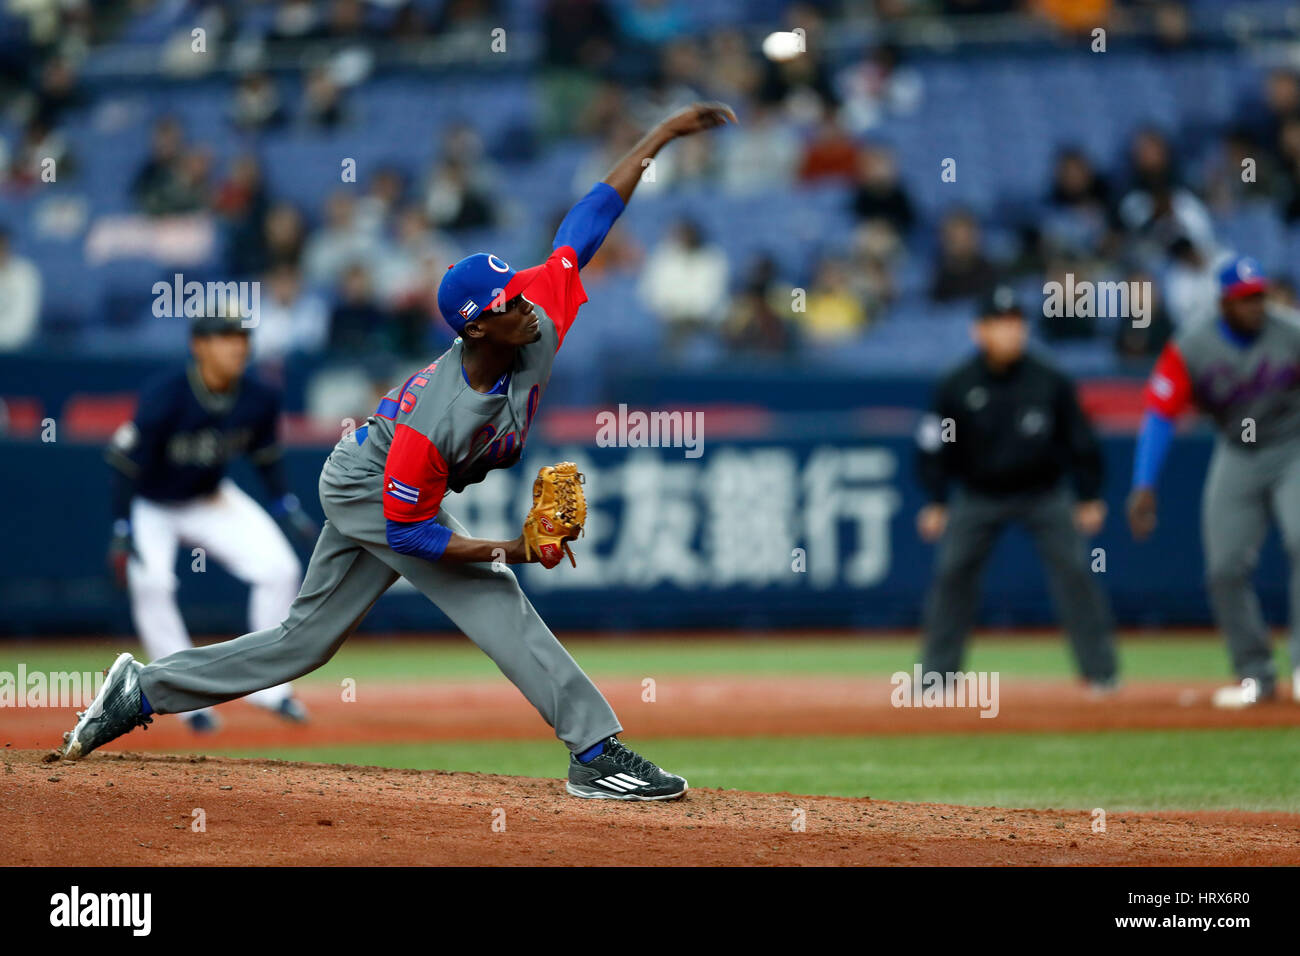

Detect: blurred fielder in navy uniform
[105,311,314,731]
[915,285,1119,690]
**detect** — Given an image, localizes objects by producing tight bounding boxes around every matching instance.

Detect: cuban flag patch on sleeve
[386,477,421,505]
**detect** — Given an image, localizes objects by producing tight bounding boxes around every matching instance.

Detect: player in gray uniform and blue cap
[61,102,737,800]
[1129,256,1300,707]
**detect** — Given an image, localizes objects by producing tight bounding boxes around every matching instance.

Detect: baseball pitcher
[63,102,737,801]
[1128,256,1300,707]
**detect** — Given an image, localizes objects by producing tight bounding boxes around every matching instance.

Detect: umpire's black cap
[190,312,251,337]
[975,284,1024,319]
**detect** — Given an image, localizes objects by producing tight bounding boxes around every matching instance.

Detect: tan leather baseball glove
[522,462,587,568]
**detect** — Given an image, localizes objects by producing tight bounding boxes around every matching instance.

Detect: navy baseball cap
[1218,256,1268,299]
[191,312,250,336]
[438,253,516,333]
[976,284,1023,319]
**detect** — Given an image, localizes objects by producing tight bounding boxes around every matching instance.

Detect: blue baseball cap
[1218,256,1268,300]
[437,253,516,333]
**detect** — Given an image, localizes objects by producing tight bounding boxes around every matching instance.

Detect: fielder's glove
[107,519,138,589]
[272,494,320,548]
[522,462,587,569]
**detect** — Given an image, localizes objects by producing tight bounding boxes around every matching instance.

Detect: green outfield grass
[6,634,1296,811]
[0,631,1288,682]
[205,728,1300,813]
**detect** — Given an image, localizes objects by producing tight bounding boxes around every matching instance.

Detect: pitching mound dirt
[4,750,1298,866]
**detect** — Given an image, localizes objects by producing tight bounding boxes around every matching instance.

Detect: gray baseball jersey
[1148,305,1300,447]
[323,247,584,519]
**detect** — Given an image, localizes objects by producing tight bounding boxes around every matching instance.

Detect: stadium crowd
[1,0,1299,399]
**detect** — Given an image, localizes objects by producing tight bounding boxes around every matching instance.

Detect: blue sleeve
[1132,410,1175,489]
[553,181,626,269]
[386,516,453,561]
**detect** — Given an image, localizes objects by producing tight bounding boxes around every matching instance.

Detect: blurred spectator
[253,264,330,360]
[132,117,208,216]
[638,219,729,349]
[837,43,923,134]
[302,66,348,129]
[758,5,837,123]
[576,81,631,138]
[356,167,407,237]
[262,202,308,271]
[849,219,903,313]
[0,228,41,351]
[376,206,460,306]
[383,207,460,356]
[5,116,71,189]
[705,30,763,105]
[930,209,998,302]
[329,263,392,354]
[720,102,799,194]
[637,40,708,123]
[1040,146,1112,260]
[324,0,369,39]
[724,255,794,355]
[304,191,382,286]
[229,72,286,131]
[851,144,914,234]
[214,155,270,277]
[1117,127,1216,264]
[1162,235,1217,329]
[1114,269,1173,362]
[1242,69,1300,163]
[1149,0,1192,53]
[794,257,869,343]
[797,109,860,184]
[270,0,324,40]
[1202,129,1279,215]
[425,159,497,232]
[33,56,83,128]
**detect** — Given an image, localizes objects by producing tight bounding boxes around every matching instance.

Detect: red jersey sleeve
[1144,342,1194,418]
[527,245,588,349]
[382,424,449,522]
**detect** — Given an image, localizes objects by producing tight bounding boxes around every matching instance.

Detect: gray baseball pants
[137,457,623,754]
[920,485,1117,682]
[1202,435,1300,691]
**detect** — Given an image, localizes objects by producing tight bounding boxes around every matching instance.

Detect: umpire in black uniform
[915,285,1118,689]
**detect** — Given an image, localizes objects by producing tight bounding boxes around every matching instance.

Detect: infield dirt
[5,749,1300,866]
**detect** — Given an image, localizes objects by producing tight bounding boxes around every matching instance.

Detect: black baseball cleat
[566,737,688,801]
[61,653,152,761]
